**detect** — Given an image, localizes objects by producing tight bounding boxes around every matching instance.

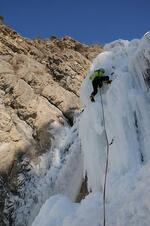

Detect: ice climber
[89,68,112,102]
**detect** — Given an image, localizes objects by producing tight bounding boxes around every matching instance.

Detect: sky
[1,0,150,44]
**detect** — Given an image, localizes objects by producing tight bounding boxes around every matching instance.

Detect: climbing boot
[90,95,95,102]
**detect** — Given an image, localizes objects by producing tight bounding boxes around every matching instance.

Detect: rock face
[0,24,102,225]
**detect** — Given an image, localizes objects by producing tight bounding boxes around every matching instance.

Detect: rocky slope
[0,23,102,225]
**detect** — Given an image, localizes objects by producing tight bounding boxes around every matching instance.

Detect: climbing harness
[99,89,110,226]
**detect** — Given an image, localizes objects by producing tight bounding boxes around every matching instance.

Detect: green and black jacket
[89,70,105,81]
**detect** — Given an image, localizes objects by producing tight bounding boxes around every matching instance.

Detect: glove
[106,80,112,84]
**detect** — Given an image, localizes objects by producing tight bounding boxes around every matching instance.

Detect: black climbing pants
[91,76,109,96]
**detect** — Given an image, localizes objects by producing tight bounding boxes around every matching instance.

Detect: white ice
[32,31,150,226]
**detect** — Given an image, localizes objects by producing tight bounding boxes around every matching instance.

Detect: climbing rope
[99,89,110,226]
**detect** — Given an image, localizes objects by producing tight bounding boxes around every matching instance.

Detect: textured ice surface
[32,32,150,226]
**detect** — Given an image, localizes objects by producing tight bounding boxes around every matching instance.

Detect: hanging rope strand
[99,89,110,226]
